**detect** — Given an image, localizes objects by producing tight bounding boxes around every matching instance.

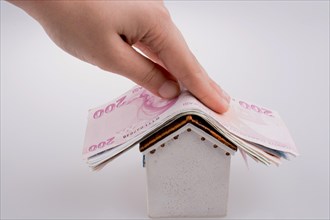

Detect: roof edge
[139,114,237,152]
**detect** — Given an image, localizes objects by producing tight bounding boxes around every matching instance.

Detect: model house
[140,115,237,218]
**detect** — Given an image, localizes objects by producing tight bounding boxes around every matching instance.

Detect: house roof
[140,114,237,153]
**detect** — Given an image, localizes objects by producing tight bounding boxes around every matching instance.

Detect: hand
[10,0,230,113]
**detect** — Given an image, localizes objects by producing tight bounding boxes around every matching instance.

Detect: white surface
[1,1,329,219]
[145,124,231,218]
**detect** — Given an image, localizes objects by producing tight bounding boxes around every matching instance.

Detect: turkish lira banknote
[83,86,298,170]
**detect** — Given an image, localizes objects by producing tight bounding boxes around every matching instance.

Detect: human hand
[10,0,230,113]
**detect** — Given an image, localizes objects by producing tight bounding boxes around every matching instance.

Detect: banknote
[83,86,298,170]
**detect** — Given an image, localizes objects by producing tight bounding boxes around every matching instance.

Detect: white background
[1,1,329,219]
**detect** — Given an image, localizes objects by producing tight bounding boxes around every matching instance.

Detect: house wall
[144,124,232,218]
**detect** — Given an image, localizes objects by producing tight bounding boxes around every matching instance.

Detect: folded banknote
[83,86,298,170]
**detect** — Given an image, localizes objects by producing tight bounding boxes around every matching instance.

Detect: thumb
[103,35,180,99]
[150,22,230,113]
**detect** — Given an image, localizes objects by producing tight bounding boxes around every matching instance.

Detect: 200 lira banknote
[83,86,298,170]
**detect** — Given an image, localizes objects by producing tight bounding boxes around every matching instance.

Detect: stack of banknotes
[83,86,298,170]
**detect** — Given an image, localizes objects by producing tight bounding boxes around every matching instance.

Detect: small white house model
[140,115,237,218]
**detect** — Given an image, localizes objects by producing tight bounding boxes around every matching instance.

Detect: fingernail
[221,90,231,104]
[158,80,180,99]
[212,81,231,104]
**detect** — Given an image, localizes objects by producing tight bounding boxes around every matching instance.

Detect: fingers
[133,42,165,68]
[155,24,230,113]
[103,35,180,99]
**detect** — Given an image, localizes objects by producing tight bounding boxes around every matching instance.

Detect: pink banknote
[83,86,298,168]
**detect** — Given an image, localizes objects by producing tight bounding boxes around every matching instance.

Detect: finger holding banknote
[10,0,229,113]
[133,23,231,114]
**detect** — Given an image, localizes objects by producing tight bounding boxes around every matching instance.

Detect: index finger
[156,23,230,113]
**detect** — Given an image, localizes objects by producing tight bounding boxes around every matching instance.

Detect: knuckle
[139,63,158,86]
[142,6,172,54]
[148,2,171,21]
[178,72,192,83]
[157,7,171,20]
[96,57,115,73]
[95,43,122,73]
[178,71,202,86]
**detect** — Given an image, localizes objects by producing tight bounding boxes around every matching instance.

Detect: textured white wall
[145,124,232,218]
